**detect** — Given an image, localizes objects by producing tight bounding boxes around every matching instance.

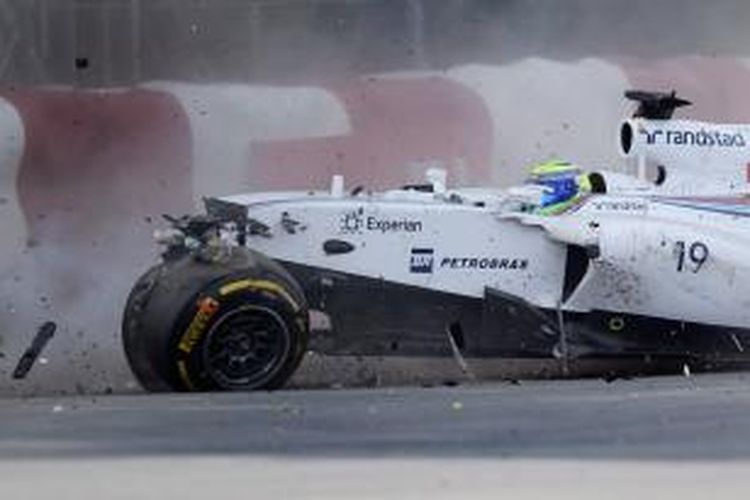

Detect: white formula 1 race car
[122,91,750,392]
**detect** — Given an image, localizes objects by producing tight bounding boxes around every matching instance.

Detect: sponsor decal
[340,207,422,234]
[408,249,528,273]
[440,256,528,271]
[410,248,434,274]
[639,127,746,148]
[340,208,365,233]
[590,200,647,212]
[177,296,220,354]
[219,279,300,312]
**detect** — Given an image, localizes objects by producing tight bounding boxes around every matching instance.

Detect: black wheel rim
[203,305,291,389]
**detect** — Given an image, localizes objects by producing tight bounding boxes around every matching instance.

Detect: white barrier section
[157,83,351,202]
[0,97,32,392]
[449,60,630,185]
[0,97,25,281]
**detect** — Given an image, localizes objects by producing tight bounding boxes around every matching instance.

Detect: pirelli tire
[122,248,309,392]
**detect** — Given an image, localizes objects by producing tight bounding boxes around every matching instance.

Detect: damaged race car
[122,91,750,392]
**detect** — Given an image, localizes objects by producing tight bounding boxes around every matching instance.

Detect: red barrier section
[2,88,194,243]
[250,77,494,190]
[0,88,194,314]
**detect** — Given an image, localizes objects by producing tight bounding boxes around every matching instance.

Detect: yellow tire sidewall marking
[177,296,220,354]
[177,359,196,391]
[218,278,300,312]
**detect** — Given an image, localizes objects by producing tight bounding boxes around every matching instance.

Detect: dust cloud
[1,0,749,395]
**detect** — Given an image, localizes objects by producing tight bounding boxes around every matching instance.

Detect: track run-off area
[2,372,750,498]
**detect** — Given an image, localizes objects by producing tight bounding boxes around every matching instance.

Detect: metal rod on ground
[445,325,476,382]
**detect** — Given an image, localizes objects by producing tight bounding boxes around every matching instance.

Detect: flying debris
[12,321,56,380]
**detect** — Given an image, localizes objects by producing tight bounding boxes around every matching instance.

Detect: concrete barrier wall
[2,57,750,394]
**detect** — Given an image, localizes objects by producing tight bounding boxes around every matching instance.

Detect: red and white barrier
[1,58,750,394]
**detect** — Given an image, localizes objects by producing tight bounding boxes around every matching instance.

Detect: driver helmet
[528,160,583,208]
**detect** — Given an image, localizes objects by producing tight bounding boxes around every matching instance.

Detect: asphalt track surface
[3,372,750,499]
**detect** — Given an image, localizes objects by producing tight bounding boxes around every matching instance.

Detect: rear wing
[625,90,692,120]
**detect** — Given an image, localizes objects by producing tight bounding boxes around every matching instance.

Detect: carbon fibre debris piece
[12,322,56,380]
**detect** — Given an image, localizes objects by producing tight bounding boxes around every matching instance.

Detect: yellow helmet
[529,160,581,179]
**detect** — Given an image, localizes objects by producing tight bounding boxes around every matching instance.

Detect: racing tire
[122,248,308,392]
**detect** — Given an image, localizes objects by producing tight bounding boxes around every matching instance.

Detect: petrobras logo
[440,256,528,271]
[409,248,434,274]
[339,207,423,234]
[639,127,747,148]
[408,249,528,274]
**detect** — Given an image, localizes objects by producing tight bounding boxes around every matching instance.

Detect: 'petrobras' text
[440,257,528,271]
